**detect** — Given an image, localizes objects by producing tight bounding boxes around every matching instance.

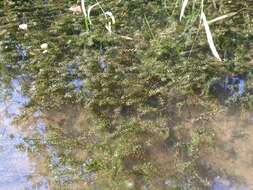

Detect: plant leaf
[87,2,99,24]
[180,0,189,21]
[201,12,221,61]
[81,0,87,17]
[104,11,115,33]
[104,11,115,24]
[208,12,238,25]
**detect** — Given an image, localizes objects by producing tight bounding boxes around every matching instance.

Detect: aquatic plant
[1,0,253,189]
[81,0,115,33]
[180,0,221,61]
[80,0,89,31]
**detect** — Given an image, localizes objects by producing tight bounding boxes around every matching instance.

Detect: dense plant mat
[1,0,253,189]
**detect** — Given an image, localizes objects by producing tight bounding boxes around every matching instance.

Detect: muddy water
[204,113,253,190]
[0,1,253,190]
[0,79,252,190]
[0,74,251,190]
[0,78,94,189]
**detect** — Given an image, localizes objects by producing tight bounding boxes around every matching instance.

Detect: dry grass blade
[80,0,87,17]
[104,11,115,33]
[104,11,116,24]
[119,35,133,40]
[81,0,90,31]
[87,2,99,24]
[208,12,238,25]
[201,12,221,61]
[180,0,189,21]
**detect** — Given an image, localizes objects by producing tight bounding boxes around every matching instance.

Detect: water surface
[0,1,253,189]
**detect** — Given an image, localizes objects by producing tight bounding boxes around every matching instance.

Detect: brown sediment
[203,112,253,187]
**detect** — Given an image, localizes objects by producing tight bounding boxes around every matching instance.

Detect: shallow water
[0,77,251,189]
[0,1,252,190]
[204,113,253,190]
[0,78,48,190]
[0,78,94,189]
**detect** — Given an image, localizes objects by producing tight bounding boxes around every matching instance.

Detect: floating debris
[69,5,82,13]
[40,43,48,49]
[0,29,7,37]
[42,50,48,54]
[18,24,28,30]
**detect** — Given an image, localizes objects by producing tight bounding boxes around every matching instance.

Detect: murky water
[0,75,250,189]
[0,78,251,189]
[0,0,253,190]
[0,78,94,189]
[204,113,253,190]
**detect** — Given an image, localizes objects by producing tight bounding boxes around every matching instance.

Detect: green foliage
[1,0,253,189]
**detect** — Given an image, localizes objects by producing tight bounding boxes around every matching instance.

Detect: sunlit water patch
[0,79,251,190]
[0,78,49,190]
[0,78,92,189]
[212,176,250,190]
[1,0,253,189]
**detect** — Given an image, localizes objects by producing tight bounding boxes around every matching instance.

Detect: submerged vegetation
[1,0,253,189]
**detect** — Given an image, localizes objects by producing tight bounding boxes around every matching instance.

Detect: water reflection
[0,78,48,190]
[209,75,246,104]
[0,77,92,189]
[212,177,250,190]
[0,70,250,190]
[0,1,252,189]
[15,44,28,60]
[206,113,253,190]
[69,79,84,92]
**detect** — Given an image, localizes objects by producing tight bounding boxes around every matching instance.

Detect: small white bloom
[18,24,28,30]
[40,43,48,49]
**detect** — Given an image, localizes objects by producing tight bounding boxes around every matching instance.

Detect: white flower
[18,24,28,30]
